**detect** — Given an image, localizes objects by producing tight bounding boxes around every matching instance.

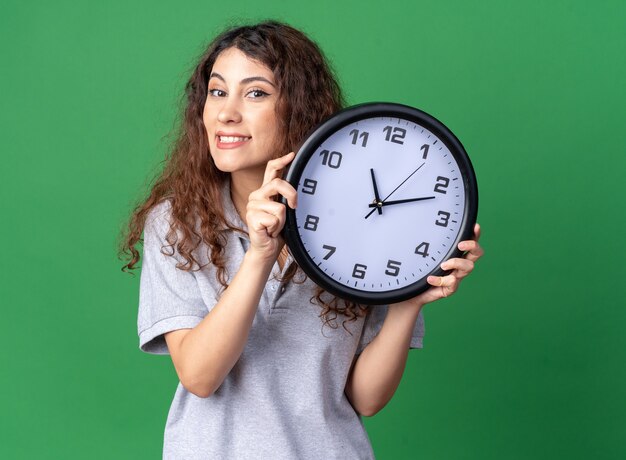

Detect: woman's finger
[247,199,287,218]
[247,200,287,234]
[262,152,295,186]
[249,178,298,209]
[441,258,474,279]
[426,273,458,297]
[250,177,297,205]
[458,239,484,263]
[248,210,281,238]
[474,223,481,241]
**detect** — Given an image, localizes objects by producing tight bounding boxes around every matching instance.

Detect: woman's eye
[247,89,269,98]
[209,89,226,97]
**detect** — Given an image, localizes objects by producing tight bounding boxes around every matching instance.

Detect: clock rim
[282,102,478,305]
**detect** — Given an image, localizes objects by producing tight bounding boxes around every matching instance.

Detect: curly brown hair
[120,20,366,327]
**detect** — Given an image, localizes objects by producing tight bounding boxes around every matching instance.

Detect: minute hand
[368,196,436,208]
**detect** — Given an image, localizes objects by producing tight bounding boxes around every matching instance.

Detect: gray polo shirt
[137,187,424,459]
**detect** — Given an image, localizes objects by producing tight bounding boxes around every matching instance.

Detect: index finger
[263,152,295,186]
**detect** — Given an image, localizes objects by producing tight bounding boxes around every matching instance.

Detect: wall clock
[282,102,478,305]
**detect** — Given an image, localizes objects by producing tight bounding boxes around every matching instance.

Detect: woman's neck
[229,171,263,223]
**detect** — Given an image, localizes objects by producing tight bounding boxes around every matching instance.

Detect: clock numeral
[415,242,430,258]
[301,178,317,195]
[383,126,406,145]
[319,149,342,169]
[420,143,429,159]
[322,244,336,260]
[304,214,320,231]
[349,129,369,147]
[435,211,450,227]
[385,260,402,277]
[352,263,367,279]
[434,176,450,194]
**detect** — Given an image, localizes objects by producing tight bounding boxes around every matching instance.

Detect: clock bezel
[282,102,478,305]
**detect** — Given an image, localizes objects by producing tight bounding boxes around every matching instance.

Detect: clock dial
[283,103,477,305]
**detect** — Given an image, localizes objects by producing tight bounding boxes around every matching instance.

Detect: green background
[1,0,624,458]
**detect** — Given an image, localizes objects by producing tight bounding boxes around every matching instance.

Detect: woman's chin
[212,160,266,178]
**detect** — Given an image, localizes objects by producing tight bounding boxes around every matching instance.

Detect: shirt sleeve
[137,203,213,355]
[355,306,425,354]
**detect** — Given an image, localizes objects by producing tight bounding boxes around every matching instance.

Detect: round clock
[282,102,478,305]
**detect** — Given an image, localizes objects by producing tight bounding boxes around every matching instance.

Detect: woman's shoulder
[146,199,173,223]
[143,199,175,242]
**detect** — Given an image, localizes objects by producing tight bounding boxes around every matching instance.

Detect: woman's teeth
[219,136,250,143]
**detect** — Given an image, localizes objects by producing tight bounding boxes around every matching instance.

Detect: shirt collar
[220,179,249,237]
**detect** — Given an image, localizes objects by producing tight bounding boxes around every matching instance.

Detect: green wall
[1,0,624,458]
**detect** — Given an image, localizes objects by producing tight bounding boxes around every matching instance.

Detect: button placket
[265,263,279,310]
[268,259,292,311]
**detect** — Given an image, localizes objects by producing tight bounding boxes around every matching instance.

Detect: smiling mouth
[218,135,251,143]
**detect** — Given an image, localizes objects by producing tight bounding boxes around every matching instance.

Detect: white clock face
[292,115,468,297]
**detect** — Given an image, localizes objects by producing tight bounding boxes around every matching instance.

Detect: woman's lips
[216,134,251,149]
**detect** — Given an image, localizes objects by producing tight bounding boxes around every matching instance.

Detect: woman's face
[203,47,282,180]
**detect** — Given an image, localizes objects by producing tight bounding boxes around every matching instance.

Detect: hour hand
[370,168,383,215]
[368,196,436,208]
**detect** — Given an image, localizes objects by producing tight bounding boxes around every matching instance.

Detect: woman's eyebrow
[209,72,276,88]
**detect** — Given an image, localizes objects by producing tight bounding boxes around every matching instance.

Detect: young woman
[122,21,483,459]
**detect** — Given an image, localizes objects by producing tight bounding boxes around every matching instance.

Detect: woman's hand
[420,222,483,304]
[394,223,484,310]
[245,152,297,261]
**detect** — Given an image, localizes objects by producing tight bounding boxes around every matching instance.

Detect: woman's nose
[217,96,242,124]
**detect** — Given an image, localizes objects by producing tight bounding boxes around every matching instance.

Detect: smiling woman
[120,20,483,460]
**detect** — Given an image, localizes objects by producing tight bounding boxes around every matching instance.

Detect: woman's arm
[345,224,484,416]
[165,250,274,398]
[164,153,296,398]
[345,301,423,416]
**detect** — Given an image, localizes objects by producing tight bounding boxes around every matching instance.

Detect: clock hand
[368,196,435,208]
[365,162,426,219]
[370,168,383,215]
